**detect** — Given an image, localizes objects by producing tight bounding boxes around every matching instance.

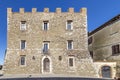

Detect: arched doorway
[43,58,50,72]
[101,66,111,78]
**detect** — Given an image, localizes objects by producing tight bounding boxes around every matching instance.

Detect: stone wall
[88,17,120,77]
[94,62,116,78]
[3,8,98,77]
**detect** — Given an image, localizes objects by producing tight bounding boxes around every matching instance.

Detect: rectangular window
[20,21,26,30]
[20,55,26,65]
[69,58,73,67]
[67,20,73,30]
[112,44,120,55]
[43,41,49,53]
[68,57,75,68]
[21,40,26,50]
[43,21,49,31]
[67,40,73,50]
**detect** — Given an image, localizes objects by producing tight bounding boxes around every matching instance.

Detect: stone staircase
[0,77,114,80]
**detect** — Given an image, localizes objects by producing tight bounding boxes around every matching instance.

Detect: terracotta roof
[88,14,120,36]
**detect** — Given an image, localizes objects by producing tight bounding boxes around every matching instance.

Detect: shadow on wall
[0,65,2,70]
[0,65,3,76]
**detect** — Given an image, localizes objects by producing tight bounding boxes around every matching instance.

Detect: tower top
[7,7,87,15]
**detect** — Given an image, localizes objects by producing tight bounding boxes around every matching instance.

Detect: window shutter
[116,45,119,53]
[112,44,120,55]
[118,45,120,53]
[112,46,115,55]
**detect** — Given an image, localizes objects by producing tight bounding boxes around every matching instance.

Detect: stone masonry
[88,14,120,78]
[3,8,98,77]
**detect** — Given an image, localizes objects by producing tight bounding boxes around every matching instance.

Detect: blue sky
[0,0,120,65]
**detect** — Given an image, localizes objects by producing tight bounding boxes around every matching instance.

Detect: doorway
[101,66,111,78]
[43,58,50,72]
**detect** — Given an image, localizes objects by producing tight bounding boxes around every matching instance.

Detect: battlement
[7,7,87,14]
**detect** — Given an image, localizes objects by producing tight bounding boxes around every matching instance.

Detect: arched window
[43,58,50,72]
[101,66,111,78]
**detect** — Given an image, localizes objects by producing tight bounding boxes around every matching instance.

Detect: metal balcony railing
[42,49,50,54]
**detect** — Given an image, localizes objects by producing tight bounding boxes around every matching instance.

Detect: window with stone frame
[112,44,120,55]
[21,40,26,50]
[67,40,73,50]
[43,58,50,72]
[43,41,50,53]
[20,21,26,30]
[43,21,49,31]
[67,20,73,30]
[69,58,73,67]
[68,57,75,67]
[20,55,26,65]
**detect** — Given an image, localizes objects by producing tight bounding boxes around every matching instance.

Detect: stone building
[3,8,98,77]
[88,14,120,78]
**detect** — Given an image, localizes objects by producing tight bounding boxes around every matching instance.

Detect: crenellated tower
[4,7,98,77]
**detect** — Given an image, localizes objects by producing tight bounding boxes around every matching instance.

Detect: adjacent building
[88,14,120,78]
[3,8,98,77]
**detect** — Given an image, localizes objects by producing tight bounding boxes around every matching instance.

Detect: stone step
[0,77,114,80]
